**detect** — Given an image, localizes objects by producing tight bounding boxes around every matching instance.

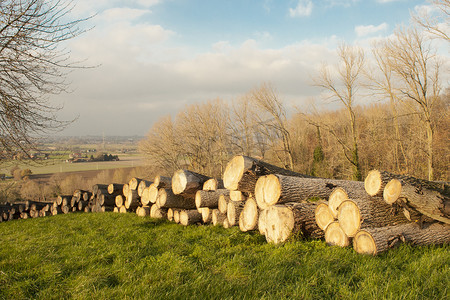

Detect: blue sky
[55,0,444,136]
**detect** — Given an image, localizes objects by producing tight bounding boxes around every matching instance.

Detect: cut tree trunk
[203,178,224,191]
[239,197,259,232]
[218,194,230,214]
[150,204,167,218]
[136,206,150,217]
[211,209,227,226]
[115,195,124,208]
[314,202,335,231]
[125,190,140,210]
[140,187,150,206]
[223,155,312,194]
[173,209,180,223]
[384,179,450,224]
[179,209,202,226]
[129,177,143,191]
[98,194,116,207]
[138,180,153,197]
[156,188,196,209]
[119,206,127,213]
[353,222,450,255]
[167,208,174,221]
[108,183,124,195]
[92,184,108,195]
[195,189,230,209]
[154,175,172,189]
[262,202,324,244]
[227,200,245,227]
[324,221,350,247]
[230,190,246,202]
[199,207,211,223]
[255,174,359,210]
[172,169,211,195]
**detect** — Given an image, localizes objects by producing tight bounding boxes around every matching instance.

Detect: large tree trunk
[156,188,196,209]
[384,179,450,224]
[125,190,140,210]
[179,209,202,226]
[223,155,312,194]
[353,222,450,255]
[108,183,124,195]
[172,169,211,195]
[262,202,324,244]
[195,189,230,209]
[255,174,361,210]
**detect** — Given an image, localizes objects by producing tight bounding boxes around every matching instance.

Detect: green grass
[0,213,448,299]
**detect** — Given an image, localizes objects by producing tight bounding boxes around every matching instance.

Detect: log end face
[325,222,350,247]
[172,170,187,195]
[315,202,334,231]
[265,205,295,244]
[383,179,402,204]
[264,174,281,207]
[353,230,377,255]
[242,197,259,231]
[338,200,361,238]
[365,170,382,196]
[328,187,348,218]
[195,190,202,209]
[223,155,245,190]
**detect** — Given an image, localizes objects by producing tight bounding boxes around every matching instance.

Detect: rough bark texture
[154,175,172,189]
[223,155,312,194]
[384,179,450,224]
[211,209,227,226]
[157,188,196,209]
[179,209,202,226]
[125,190,140,210]
[353,222,450,255]
[227,201,245,226]
[195,189,230,209]
[172,169,211,195]
[108,183,124,195]
[256,174,359,210]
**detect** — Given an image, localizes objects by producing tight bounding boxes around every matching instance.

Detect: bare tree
[248,82,294,170]
[0,0,90,157]
[313,43,365,180]
[412,0,450,42]
[382,26,442,180]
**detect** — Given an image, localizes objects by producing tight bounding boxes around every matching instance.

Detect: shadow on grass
[134,218,168,229]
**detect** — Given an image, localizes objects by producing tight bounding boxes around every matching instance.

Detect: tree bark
[125,190,140,210]
[223,155,312,193]
[195,189,230,209]
[157,188,196,209]
[108,183,124,195]
[129,177,143,191]
[154,175,172,189]
[227,200,245,227]
[384,178,450,224]
[353,222,450,255]
[179,209,202,226]
[150,204,168,219]
[172,169,211,195]
[211,209,227,226]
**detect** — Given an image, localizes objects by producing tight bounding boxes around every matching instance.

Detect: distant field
[0,155,144,175]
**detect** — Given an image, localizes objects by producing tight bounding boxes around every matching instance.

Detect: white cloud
[355,23,388,37]
[289,0,313,17]
[376,0,403,3]
[325,0,359,8]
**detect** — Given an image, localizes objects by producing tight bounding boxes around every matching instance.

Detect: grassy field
[0,155,144,175]
[0,213,448,299]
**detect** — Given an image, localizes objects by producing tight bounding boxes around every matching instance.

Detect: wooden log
[172,169,211,195]
[327,184,366,218]
[353,222,450,255]
[179,209,202,226]
[227,200,245,227]
[223,218,231,229]
[195,189,230,209]
[78,200,88,211]
[98,194,116,207]
[211,209,227,226]
[56,195,71,206]
[203,178,224,191]
[108,183,124,195]
[147,183,159,204]
[173,209,180,223]
[222,155,312,193]
[113,207,119,213]
[167,208,174,221]
[115,195,124,208]
[122,184,130,196]
[150,204,168,219]
[255,174,361,210]
[101,206,114,212]
[324,221,350,247]
[263,202,324,244]
[92,184,108,195]
[136,206,150,217]
[199,207,211,223]
[140,187,150,206]
[129,177,144,191]
[384,179,450,224]
[156,188,196,209]
[83,191,92,201]
[154,175,172,189]
[239,197,259,232]
[314,202,335,231]
[137,180,153,197]
[218,194,230,214]
[230,190,246,202]
[119,206,127,213]
[125,190,140,210]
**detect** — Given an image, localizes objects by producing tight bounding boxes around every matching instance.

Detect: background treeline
[139,85,449,181]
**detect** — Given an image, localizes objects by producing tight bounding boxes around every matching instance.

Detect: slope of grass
[0,213,448,299]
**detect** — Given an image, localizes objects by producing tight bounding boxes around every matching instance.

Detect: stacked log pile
[1,156,448,256]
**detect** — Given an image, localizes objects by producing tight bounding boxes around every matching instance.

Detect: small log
[83,191,92,201]
[125,190,140,210]
[56,195,71,206]
[98,194,116,207]
[218,194,230,214]
[230,190,246,202]
[129,177,143,191]
[199,207,211,223]
[150,204,168,219]
[115,195,124,208]
[223,218,231,229]
[239,197,259,232]
[227,200,245,227]
[154,175,172,189]
[324,221,350,247]
[384,179,450,224]
[328,185,367,218]
[211,209,227,226]
[314,202,335,231]
[147,183,159,204]
[119,206,127,213]
[353,222,450,255]
[108,183,124,195]
[203,178,224,191]
[157,188,196,209]
[179,209,202,226]
[195,189,230,209]
[167,208,174,221]
[92,184,108,195]
[222,155,312,193]
[172,169,211,195]
[78,200,88,211]
[173,209,180,223]
[136,206,150,217]
[122,184,130,196]
[137,180,153,197]
[140,187,150,206]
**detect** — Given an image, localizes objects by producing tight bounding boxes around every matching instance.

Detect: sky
[52,0,443,136]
